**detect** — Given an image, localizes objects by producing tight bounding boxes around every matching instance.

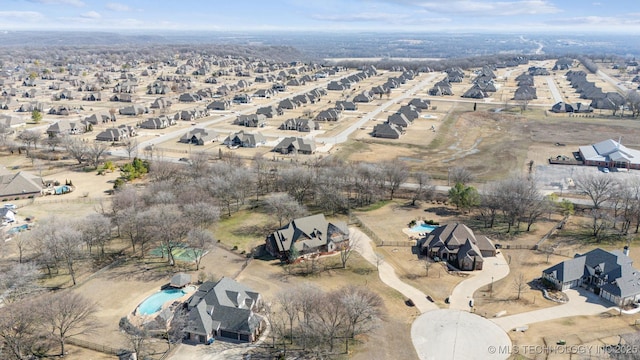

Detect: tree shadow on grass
[424,206,458,217]
[230,224,275,238]
[102,258,176,282]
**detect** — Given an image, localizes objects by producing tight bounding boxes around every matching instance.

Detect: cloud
[28,0,85,6]
[0,11,45,22]
[395,0,560,16]
[105,2,131,12]
[81,11,101,19]
[312,12,411,23]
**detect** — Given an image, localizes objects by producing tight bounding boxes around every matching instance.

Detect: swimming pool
[137,289,186,315]
[55,185,71,195]
[409,223,438,233]
[8,224,29,235]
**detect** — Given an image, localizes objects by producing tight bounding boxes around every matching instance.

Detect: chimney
[624,246,630,256]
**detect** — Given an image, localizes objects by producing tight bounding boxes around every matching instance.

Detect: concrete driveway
[351,228,438,313]
[449,253,510,311]
[491,288,614,331]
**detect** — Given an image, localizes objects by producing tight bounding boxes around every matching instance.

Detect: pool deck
[402,222,437,240]
[131,285,196,321]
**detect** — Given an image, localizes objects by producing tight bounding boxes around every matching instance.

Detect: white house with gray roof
[185,277,265,344]
[579,139,640,170]
[542,248,640,307]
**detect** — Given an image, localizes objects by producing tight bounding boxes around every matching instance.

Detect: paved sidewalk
[449,253,510,311]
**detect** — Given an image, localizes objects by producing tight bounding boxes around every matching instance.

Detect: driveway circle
[411,309,511,360]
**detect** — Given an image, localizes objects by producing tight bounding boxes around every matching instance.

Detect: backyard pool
[8,224,29,235]
[409,223,438,233]
[137,289,186,315]
[55,185,71,195]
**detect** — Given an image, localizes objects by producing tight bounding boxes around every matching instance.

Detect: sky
[0,0,638,33]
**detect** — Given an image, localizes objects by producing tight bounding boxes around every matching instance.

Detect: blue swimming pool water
[137,289,186,315]
[409,223,438,233]
[8,224,28,235]
[55,185,71,195]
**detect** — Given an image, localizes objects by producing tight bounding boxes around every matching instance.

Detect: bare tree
[57,226,83,286]
[41,291,98,356]
[575,172,617,209]
[16,130,41,154]
[61,135,89,164]
[77,213,112,257]
[277,290,299,344]
[147,204,190,265]
[478,182,502,228]
[512,272,527,300]
[182,202,220,230]
[379,160,409,200]
[410,171,434,206]
[186,228,215,271]
[12,232,32,264]
[424,257,432,277]
[122,137,138,159]
[0,262,41,303]
[86,141,109,168]
[121,326,150,360]
[265,193,307,227]
[449,166,474,185]
[339,233,360,269]
[149,158,184,184]
[279,167,315,204]
[339,285,383,352]
[0,299,53,359]
[308,290,347,353]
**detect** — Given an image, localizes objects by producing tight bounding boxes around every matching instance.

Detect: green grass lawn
[215,209,274,253]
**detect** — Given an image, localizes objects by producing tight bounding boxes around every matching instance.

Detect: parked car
[4,204,17,210]
[602,167,610,173]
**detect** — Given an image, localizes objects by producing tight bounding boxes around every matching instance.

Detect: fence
[34,196,108,205]
[66,337,126,356]
[534,215,569,250]
[378,240,415,247]
[348,213,384,246]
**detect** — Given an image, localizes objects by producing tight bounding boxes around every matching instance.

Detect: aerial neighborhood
[2,2,640,360]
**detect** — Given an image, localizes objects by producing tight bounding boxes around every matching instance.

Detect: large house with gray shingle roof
[185,277,265,344]
[265,214,349,261]
[419,223,496,271]
[542,248,640,307]
[0,168,43,200]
